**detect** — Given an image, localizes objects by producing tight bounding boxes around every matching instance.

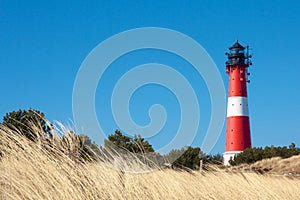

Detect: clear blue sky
[1,0,300,154]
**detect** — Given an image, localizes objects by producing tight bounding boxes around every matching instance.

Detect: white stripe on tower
[227,96,249,117]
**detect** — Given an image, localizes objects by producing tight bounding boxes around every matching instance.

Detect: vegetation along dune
[1,113,300,200]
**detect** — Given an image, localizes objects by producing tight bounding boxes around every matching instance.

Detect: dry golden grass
[233,155,300,176]
[1,124,300,200]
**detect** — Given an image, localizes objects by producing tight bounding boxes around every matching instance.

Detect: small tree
[172,146,203,170]
[132,134,155,153]
[165,148,187,163]
[2,108,53,141]
[105,130,154,154]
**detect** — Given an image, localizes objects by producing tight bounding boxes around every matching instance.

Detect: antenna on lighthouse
[245,45,253,83]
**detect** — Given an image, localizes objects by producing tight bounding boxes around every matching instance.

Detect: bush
[230,143,300,166]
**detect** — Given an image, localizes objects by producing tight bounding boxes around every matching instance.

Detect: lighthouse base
[223,151,242,166]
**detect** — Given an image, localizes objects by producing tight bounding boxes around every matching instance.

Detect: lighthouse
[223,40,252,165]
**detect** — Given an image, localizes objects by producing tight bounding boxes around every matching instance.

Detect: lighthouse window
[240,103,242,106]
[232,104,234,106]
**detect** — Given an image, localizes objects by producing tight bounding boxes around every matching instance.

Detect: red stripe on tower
[223,40,252,165]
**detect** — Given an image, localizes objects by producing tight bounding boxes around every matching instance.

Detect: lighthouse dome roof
[229,40,245,50]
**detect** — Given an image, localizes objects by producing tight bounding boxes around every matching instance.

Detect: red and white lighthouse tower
[223,40,252,165]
